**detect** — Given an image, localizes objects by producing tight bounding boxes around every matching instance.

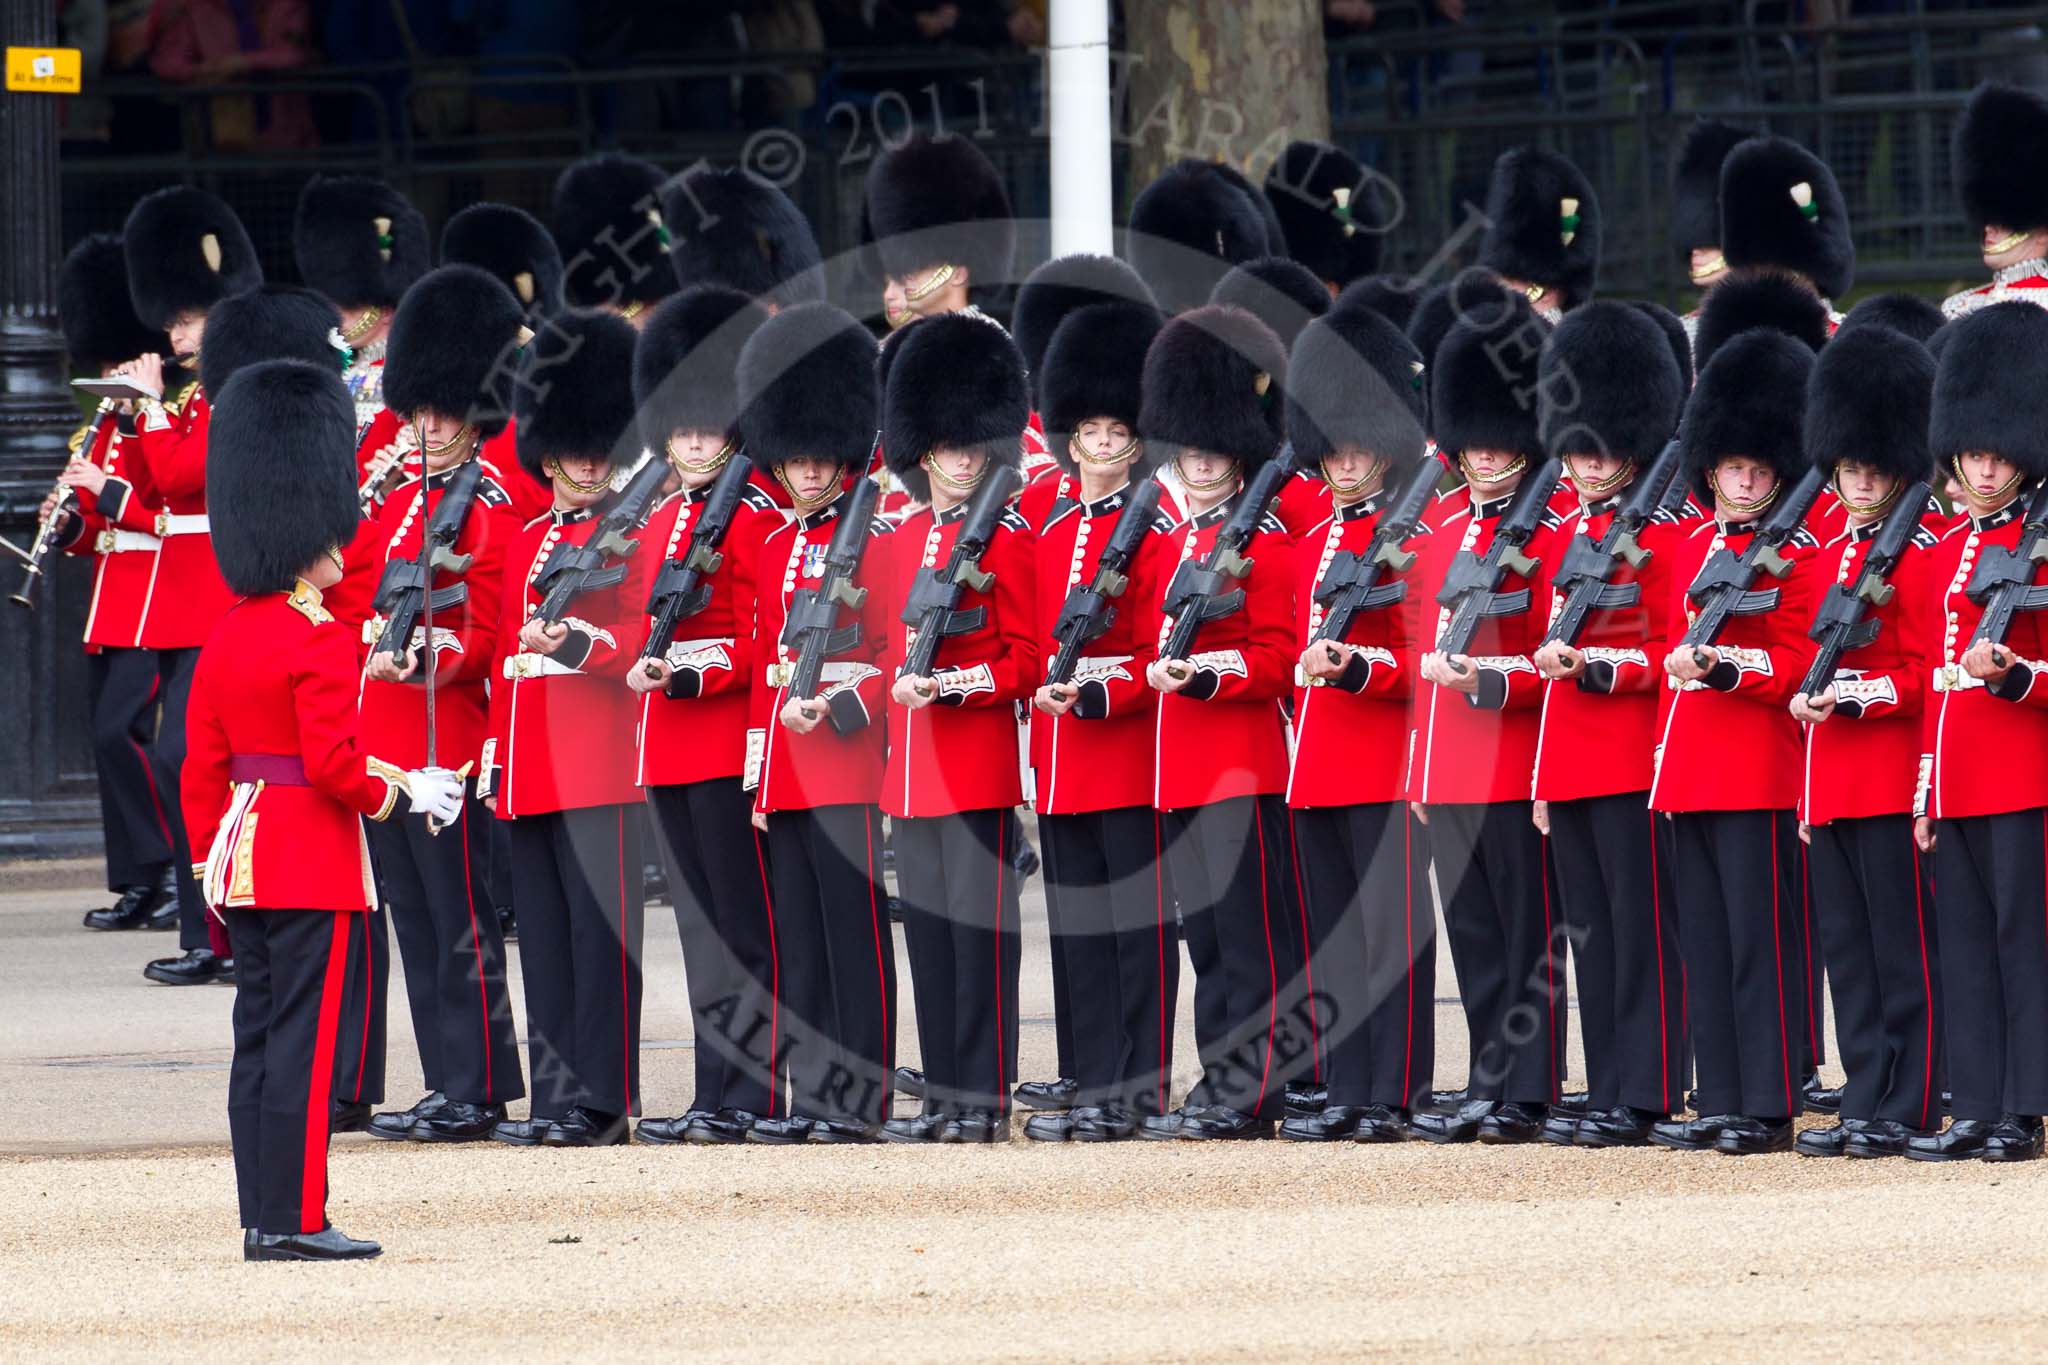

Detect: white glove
[406,766,465,827]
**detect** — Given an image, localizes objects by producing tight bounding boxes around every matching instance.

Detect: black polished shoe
[1353,1104,1410,1143]
[1713,1115,1793,1155]
[745,1115,816,1145]
[1478,1101,1548,1145]
[1180,1107,1273,1141]
[412,1101,505,1142]
[1137,1108,1189,1141]
[939,1112,1010,1143]
[1554,1090,1590,1116]
[892,1067,927,1099]
[1649,1114,1735,1151]
[1794,1121,1853,1158]
[1023,1111,1075,1143]
[1842,1119,1914,1159]
[146,868,181,930]
[1802,1074,1842,1114]
[143,947,226,986]
[83,883,157,931]
[1014,1077,1078,1112]
[1539,1110,1581,1146]
[1408,1100,1494,1144]
[1071,1106,1137,1142]
[1905,1119,1998,1162]
[1280,1105,1367,1141]
[634,1111,709,1146]
[809,1119,885,1144]
[367,1091,448,1142]
[329,1101,372,1134]
[1983,1114,2045,1163]
[490,1114,556,1146]
[1285,1084,1329,1118]
[688,1109,759,1145]
[542,1107,629,1147]
[245,1226,381,1262]
[882,1113,947,1144]
[1575,1107,1661,1149]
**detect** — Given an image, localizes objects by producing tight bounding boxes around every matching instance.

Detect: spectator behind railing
[143,0,318,151]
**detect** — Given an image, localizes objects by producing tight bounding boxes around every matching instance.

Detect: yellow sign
[5,47,83,95]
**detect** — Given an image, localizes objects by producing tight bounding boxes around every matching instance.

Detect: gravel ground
[4,860,2045,1358]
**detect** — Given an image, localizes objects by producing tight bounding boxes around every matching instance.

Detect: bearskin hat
[1926,317,1960,363]
[1406,267,1516,369]
[292,175,429,312]
[1955,82,2048,234]
[882,312,1029,504]
[1805,323,1934,484]
[198,285,344,400]
[1691,270,1830,374]
[1538,301,1684,467]
[633,285,772,454]
[1209,255,1331,351]
[552,153,678,311]
[441,202,563,316]
[1671,118,1757,260]
[1838,291,1945,345]
[1286,305,1428,478]
[1719,135,1855,299]
[1632,299,1694,384]
[384,265,529,436]
[1211,160,1289,256]
[1930,301,2048,479]
[1127,159,1279,314]
[1682,328,1815,490]
[1334,273,1422,333]
[860,133,1015,303]
[1038,302,1163,471]
[1476,146,1601,310]
[59,234,163,372]
[736,302,878,473]
[1432,290,1548,461]
[1263,139,1389,289]
[1011,253,1157,391]
[660,162,824,307]
[1139,304,1289,470]
[207,359,361,597]
[122,187,262,330]
[513,309,641,481]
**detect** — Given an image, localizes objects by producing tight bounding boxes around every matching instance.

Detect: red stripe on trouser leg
[1770,819,1792,1114]
[458,805,492,1102]
[1402,810,1414,1105]
[1540,835,1557,1099]
[133,737,173,845]
[1252,802,1278,1112]
[1287,814,1320,1083]
[1800,842,1818,1063]
[352,912,373,1102]
[994,816,1008,1107]
[617,809,632,1115]
[752,828,779,1119]
[1649,813,1671,1108]
[1154,814,1168,1115]
[302,912,354,1234]
[864,807,890,1120]
[1911,843,1934,1132]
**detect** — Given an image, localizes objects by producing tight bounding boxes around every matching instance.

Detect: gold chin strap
[325,544,346,573]
[1569,455,1634,497]
[903,263,958,305]
[1712,475,1781,517]
[1176,454,1239,494]
[1071,434,1139,468]
[922,451,988,493]
[1986,228,2032,257]
[1688,251,1726,283]
[667,435,735,477]
[1458,452,1528,486]
[340,305,382,344]
[1322,454,1387,497]
[1832,467,1903,517]
[413,416,478,459]
[620,300,645,322]
[544,456,612,495]
[774,464,840,511]
[1952,454,2025,507]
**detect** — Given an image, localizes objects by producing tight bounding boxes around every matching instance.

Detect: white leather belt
[1934,664,1986,693]
[503,652,581,680]
[154,512,210,537]
[95,529,160,554]
[764,660,867,688]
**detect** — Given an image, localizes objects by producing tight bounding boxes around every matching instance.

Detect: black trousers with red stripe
[1668,809,1806,1119]
[1164,794,1295,1121]
[506,804,645,1120]
[1428,800,1565,1107]
[1934,808,2048,1122]
[225,906,352,1235]
[365,793,523,1108]
[1547,792,1687,1116]
[895,808,1023,1119]
[1807,813,1942,1129]
[153,646,209,950]
[647,777,777,1118]
[764,803,895,1127]
[1798,842,1826,1072]
[330,900,388,1108]
[1040,806,1179,1116]
[1291,801,1435,1113]
[87,647,174,891]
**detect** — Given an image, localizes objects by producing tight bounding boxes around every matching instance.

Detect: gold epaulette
[286,579,334,625]
[166,381,200,417]
[66,419,92,457]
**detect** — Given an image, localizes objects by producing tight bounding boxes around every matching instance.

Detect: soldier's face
[926,445,988,510]
[1689,248,1728,287]
[1957,450,2023,509]
[781,456,840,505]
[1566,449,1629,493]
[1981,224,2048,267]
[666,428,727,489]
[1323,447,1385,502]
[1834,460,1897,517]
[1073,418,1134,468]
[1460,446,1522,489]
[551,453,612,509]
[1176,449,1238,490]
[1710,455,1777,519]
[168,310,206,358]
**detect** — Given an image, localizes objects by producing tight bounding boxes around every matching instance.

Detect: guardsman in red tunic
[553,153,677,330]
[1943,83,2048,322]
[114,187,262,984]
[1787,323,1946,1159]
[622,287,785,1145]
[732,304,896,1145]
[1669,117,1756,356]
[1135,307,1299,1142]
[1261,138,1391,296]
[48,234,179,932]
[1647,328,1824,1155]
[1017,299,1171,1143]
[1718,135,1854,330]
[1278,303,1438,1143]
[868,314,1038,1145]
[1528,302,1691,1147]
[1906,302,2048,1163]
[1405,293,1569,1146]
[479,310,652,1148]
[1475,145,1602,326]
[1211,257,1339,540]
[184,358,464,1261]
[355,266,530,1144]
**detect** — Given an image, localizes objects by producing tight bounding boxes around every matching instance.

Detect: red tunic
[632,480,784,788]
[747,498,893,813]
[483,507,651,817]
[132,385,236,648]
[1286,496,1422,809]
[1029,486,1166,815]
[182,582,414,914]
[877,503,1038,818]
[358,465,520,771]
[1648,518,1822,813]
[1273,470,1334,540]
[61,418,165,651]
[481,427,556,524]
